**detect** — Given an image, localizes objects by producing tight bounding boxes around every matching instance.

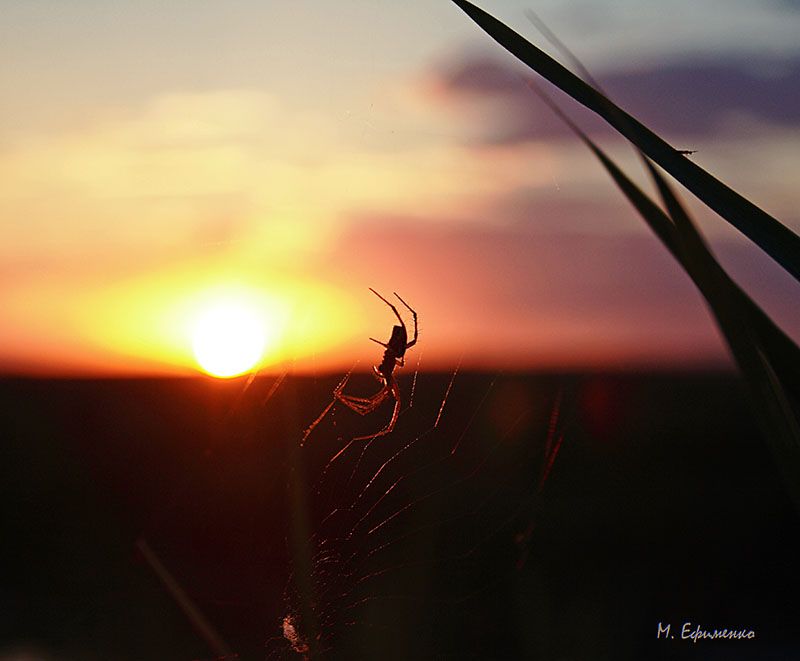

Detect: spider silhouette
[334,288,418,440]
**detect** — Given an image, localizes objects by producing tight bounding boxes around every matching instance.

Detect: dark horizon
[3,372,798,659]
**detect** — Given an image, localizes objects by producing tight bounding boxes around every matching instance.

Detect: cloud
[323,219,718,365]
[0,86,564,270]
[426,54,800,144]
[322,214,800,368]
[331,218,694,316]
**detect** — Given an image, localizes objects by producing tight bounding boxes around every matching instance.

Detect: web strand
[434,357,462,428]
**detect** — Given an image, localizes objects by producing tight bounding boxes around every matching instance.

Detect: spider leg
[337,390,390,415]
[334,373,391,415]
[352,378,401,441]
[393,291,418,349]
[369,288,406,330]
[334,368,384,398]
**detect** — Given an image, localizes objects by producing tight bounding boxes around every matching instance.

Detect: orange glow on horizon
[0,257,368,377]
[0,256,736,378]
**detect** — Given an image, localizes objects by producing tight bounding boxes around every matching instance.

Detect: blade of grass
[518,17,800,398]
[641,158,800,392]
[449,0,800,283]
[136,538,235,658]
[529,82,800,507]
[644,159,800,510]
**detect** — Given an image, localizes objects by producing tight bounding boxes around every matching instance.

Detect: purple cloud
[323,213,800,367]
[430,54,800,143]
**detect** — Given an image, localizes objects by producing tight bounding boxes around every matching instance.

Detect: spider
[334,288,418,440]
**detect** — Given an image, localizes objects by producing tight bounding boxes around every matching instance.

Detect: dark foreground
[2,372,799,660]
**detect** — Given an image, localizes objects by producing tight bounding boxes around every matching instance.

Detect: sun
[192,298,269,378]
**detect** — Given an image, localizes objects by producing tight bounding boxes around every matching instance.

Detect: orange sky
[1,1,799,376]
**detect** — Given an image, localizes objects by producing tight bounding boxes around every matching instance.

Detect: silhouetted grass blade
[528,82,800,507]
[450,0,800,283]
[520,12,800,402]
[643,159,800,509]
[642,160,800,392]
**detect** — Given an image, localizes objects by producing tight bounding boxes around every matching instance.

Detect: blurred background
[2,2,800,660]
[2,0,799,377]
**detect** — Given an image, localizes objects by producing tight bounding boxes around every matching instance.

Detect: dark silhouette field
[2,372,798,659]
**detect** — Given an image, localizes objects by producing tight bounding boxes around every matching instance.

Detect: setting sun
[192,299,269,378]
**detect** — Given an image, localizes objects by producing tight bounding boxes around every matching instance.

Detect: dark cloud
[430,54,800,143]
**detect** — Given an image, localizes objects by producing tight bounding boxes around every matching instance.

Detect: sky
[1,0,799,376]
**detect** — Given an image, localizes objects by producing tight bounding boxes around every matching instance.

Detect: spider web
[267,359,572,659]
[124,355,572,659]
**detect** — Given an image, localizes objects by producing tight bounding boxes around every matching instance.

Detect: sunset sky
[1,0,799,376]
